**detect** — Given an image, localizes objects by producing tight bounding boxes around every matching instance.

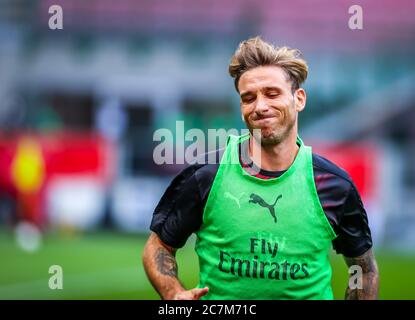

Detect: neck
[248,130,300,172]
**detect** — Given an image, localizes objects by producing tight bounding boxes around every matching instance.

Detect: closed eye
[241,96,256,104]
[263,87,282,98]
[267,94,278,98]
[266,91,280,98]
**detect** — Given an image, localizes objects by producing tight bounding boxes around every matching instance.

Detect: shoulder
[312,153,354,185]
[311,152,366,231]
[162,147,225,201]
[311,152,373,257]
[190,148,225,197]
[150,148,225,248]
[311,152,357,199]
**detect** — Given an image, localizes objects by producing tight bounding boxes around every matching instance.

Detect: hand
[172,287,209,300]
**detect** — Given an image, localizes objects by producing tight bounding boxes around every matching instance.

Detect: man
[142,37,379,300]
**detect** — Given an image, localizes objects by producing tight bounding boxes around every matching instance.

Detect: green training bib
[195,134,337,300]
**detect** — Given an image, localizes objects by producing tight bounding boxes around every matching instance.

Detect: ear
[294,88,306,112]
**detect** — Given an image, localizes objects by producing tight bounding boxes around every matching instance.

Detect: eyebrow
[262,86,282,92]
[240,86,282,99]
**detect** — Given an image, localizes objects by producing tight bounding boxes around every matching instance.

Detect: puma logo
[249,193,282,223]
[224,192,245,208]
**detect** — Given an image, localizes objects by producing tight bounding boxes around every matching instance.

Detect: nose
[255,94,269,114]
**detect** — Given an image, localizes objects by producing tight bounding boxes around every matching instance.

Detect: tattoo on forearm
[155,247,178,277]
[344,249,379,300]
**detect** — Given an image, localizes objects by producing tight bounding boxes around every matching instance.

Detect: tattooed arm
[344,248,379,300]
[142,232,209,300]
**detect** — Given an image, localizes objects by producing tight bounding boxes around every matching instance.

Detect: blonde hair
[229,36,308,92]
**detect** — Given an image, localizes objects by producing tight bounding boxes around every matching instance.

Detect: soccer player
[142,37,379,300]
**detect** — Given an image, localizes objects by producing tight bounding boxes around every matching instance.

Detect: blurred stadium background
[0,0,415,299]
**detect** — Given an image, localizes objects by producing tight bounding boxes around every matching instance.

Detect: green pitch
[0,230,414,299]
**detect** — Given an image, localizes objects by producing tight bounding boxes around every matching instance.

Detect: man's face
[238,66,306,145]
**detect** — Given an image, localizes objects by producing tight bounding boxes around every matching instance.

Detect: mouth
[252,116,275,127]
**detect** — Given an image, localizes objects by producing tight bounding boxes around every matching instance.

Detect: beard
[245,103,297,146]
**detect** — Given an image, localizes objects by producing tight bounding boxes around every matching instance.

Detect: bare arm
[142,232,208,300]
[344,248,379,300]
